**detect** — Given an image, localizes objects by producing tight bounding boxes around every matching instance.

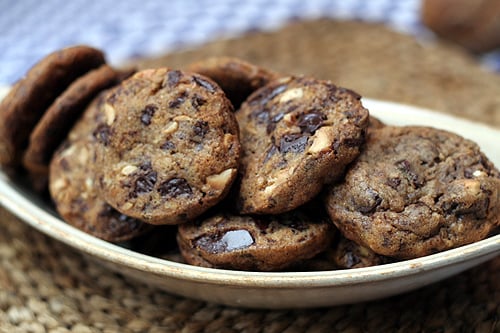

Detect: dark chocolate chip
[266,112,284,134]
[191,94,207,109]
[343,136,365,148]
[249,84,287,106]
[193,76,216,93]
[263,144,279,163]
[266,84,288,102]
[195,229,254,253]
[97,204,117,219]
[359,188,382,214]
[342,252,361,269]
[60,158,71,171]
[326,84,339,102]
[338,87,361,100]
[271,112,285,123]
[166,70,182,87]
[169,91,187,109]
[343,109,360,119]
[160,140,175,151]
[193,120,208,137]
[386,177,401,189]
[396,159,423,188]
[279,218,309,231]
[98,205,142,232]
[141,104,157,125]
[253,108,270,125]
[464,169,478,179]
[332,139,341,154]
[297,111,324,134]
[443,196,489,219]
[106,91,119,105]
[280,134,308,154]
[94,124,111,146]
[254,218,271,233]
[158,178,193,198]
[132,162,157,196]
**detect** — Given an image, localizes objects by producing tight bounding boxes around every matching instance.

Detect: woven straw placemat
[1,19,499,332]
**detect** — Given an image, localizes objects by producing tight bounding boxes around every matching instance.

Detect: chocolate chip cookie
[49,91,149,242]
[367,115,385,130]
[23,65,134,192]
[235,76,369,214]
[332,236,393,269]
[325,125,500,259]
[95,68,241,225]
[186,56,280,108]
[0,45,105,171]
[177,208,334,271]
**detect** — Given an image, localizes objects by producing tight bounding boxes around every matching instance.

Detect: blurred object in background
[422,0,500,53]
[2,0,500,86]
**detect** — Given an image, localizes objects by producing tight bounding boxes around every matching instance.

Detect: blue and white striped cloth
[0,0,498,86]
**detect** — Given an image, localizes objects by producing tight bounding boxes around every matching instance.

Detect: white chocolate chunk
[61,145,77,158]
[103,103,116,126]
[279,88,303,103]
[206,169,236,190]
[121,202,133,210]
[461,179,481,195]
[121,165,138,176]
[308,126,333,154]
[174,115,192,122]
[163,121,179,135]
[84,177,93,190]
[262,168,293,194]
[77,146,89,165]
[283,113,294,124]
[263,182,278,194]
[51,178,68,192]
[473,170,486,177]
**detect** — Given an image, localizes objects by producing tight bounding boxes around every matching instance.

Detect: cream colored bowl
[0,87,498,309]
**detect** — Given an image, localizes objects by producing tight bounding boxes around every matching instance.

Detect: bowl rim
[0,87,499,290]
[1,170,499,289]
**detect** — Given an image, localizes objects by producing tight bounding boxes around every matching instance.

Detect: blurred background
[1,0,499,86]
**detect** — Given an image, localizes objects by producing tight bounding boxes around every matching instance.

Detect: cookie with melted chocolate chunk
[325,125,500,259]
[49,91,149,242]
[186,56,280,109]
[235,76,369,214]
[94,68,240,225]
[177,208,334,271]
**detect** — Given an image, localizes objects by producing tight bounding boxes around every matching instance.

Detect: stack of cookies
[1,47,499,271]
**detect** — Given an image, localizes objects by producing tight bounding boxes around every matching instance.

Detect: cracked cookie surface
[49,91,149,242]
[235,76,369,214]
[95,68,240,225]
[325,125,500,259]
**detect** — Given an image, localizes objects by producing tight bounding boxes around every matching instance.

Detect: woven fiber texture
[1,19,500,332]
[134,20,500,127]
